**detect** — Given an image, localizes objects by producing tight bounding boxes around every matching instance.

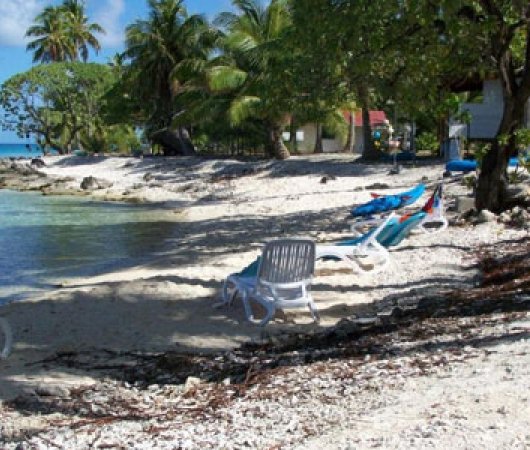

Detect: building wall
[293,124,347,153]
[458,79,530,139]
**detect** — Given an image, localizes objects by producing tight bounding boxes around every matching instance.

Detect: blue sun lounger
[351,183,426,217]
[317,211,427,272]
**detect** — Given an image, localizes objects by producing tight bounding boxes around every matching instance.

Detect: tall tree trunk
[314,122,323,153]
[476,96,525,212]
[289,116,298,154]
[475,15,530,212]
[358,85,381,160]
[268,123,290,160]
[343,110,355,153]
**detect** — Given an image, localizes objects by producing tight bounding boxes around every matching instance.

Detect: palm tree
[62,0,104,62]
[25,6,74,63]
[26,0,103,64]
[208,0,293,159]
[123,0,217,155]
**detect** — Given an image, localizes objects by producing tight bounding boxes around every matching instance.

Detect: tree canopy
[26,0,103,63]
[0,62,131,154]
[10,0,530,211]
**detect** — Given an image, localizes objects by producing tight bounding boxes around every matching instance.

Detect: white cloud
[92,0,125,48]
[0,0,47,47]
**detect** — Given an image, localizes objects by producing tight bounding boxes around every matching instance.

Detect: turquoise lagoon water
[0,143,44,158]
[0,190,181,304]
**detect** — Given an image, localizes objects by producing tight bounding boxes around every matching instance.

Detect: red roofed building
[287,110,389,154]
[345,110,388,127]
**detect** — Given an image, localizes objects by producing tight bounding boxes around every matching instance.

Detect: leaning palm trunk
[268,123,290,160]
[151,127,196,156]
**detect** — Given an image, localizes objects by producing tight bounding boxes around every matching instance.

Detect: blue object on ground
[445,159,477,172]
[446,157,520,172]
[351,184,426,217]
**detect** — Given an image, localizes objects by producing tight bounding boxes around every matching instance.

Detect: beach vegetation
[161,0,299,159]
[415,132,439,155]
[439,1,530,212]
[6,0,528,211]
[288,0,530,211]
[120,0,218,156]
[26,0,103,64]
[0,62,134,155]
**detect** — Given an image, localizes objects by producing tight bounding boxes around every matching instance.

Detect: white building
[451,79,530,139]
[284,111,389,154]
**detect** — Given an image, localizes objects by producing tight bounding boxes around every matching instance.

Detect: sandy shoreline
[1,154,529,448]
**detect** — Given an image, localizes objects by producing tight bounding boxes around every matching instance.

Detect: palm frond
[229,95,261,125]
[208,66,248,92]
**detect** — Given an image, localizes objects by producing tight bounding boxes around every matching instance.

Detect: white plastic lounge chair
[0,317,12,359]
[220,239,318,326]
[351,184,448,236]
[316,213,396,273]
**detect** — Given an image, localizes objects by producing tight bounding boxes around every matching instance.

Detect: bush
[415,132,439,154]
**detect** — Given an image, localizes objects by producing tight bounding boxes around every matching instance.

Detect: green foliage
[514,129,530,151]
[198,0,294,158]
[26,0,103,63]
[0,62,133,154]
[80,125,140,154]
[122,0,217,133]
[106,125,141,154]
[415,132,439,154]
[474,142,492,166]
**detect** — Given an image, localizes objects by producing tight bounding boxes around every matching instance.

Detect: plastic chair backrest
[258,239,315,284]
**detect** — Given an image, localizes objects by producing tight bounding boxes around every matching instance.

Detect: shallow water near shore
[0,143,44,159]
[0,190,181,304]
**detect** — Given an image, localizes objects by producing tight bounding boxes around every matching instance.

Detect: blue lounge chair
[351,183,426,217]
[317,211,427,272]
[352,184,448,235]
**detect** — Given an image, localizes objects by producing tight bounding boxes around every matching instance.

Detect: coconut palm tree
[26,0,103,64]
[123,0,217,155]
[208,0,293,159]
[25,6,74,63]
[62,0,104,62]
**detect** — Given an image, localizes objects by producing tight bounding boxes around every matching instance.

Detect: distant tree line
[1,0,529,212]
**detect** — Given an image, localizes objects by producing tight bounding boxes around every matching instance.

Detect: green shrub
[415,132,439,154]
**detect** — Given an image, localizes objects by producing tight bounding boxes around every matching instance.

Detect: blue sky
[0,0,236,143]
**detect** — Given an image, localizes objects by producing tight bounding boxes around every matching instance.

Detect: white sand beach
[1,154,529,448]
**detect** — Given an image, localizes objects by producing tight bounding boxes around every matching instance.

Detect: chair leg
[258,304,275,327]
[241,291,255,322]
[213,280,233,308]
[308,298,320,323]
